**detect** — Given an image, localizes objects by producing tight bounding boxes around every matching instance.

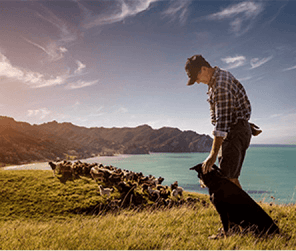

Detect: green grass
[0,170,107,219]
[1,170,296,250]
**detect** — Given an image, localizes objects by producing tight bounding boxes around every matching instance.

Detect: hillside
[1,169,295,250]
[0,116,212,165]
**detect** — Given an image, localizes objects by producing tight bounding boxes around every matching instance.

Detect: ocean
[4,145,296,205]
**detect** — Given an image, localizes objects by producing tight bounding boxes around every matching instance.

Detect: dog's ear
[190,163,206,187]
[189,163,203,173]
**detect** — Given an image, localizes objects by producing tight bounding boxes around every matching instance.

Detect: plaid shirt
[207,67,251,138]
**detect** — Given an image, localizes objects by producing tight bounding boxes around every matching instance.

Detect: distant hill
[0,116,213,165]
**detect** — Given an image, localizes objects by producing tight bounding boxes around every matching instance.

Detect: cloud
[82,0,159,29]
[27,108,51,119]
[116,107,128,114]
[88,106,105,117]
[162,0,191,25]
[238,76,252,82]
[250,56,273,69]
[209,1,263,19]
[65,79,98,89]
[74,60,86,74]
[282,65,296,72]
[24,37,68,62]
[221,55,246,69]
[0,53,67,88]
[0,53,24,79]
[269,113,282,119]
[36,9,79,44]
[0,52,96,89]
[44,42,68,61]
[25,74,67,88]
[207,1,264,36]
[263,2,288,26]
[25,6,81,63]
[73,101,81,107]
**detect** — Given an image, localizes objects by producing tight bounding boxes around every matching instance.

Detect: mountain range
[0,116,213,166]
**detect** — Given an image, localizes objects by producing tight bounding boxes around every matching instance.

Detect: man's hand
[202,154,217,174]
[202,136,224,174]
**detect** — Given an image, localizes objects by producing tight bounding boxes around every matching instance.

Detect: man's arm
[203,85,230,173]
[202,136,224,173]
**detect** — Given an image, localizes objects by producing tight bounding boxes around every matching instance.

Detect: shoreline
[2,154,131,170]
[1,144,296,168]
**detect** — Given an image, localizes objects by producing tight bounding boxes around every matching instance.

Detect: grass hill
[0,169,295,250]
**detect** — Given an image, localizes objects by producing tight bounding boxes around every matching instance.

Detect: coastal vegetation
[1,169,295,250]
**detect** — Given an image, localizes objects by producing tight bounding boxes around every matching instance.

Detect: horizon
[0,1,296,145]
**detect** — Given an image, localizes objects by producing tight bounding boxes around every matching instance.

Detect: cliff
[0,116,213,165]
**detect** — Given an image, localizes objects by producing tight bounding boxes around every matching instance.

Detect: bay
[4,145,296,205]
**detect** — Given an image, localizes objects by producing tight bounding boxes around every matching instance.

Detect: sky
[0,0,296,144]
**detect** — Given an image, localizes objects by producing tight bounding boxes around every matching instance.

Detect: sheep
[99,185,114,197]
[48,161,73,177]
[138,176,150,185]
[70,161,99,178]
[90,166,113,182]
[107,173,123,184]
[157,185,171,200]
[172,187,184,199]
[48,159,203,211]
[48,161,57,176]
[156,176,165,185]
[108,199,121,210]
[142,184,160,201]
[116,181,135,194]
[147,176,165,187]
[90,167,105,182]
[115,181,137,207]
[151,176,164,187]
[104,165,116,171]
[148,187,160,200]
[170,181,184,199]
[124,171,134,182]
[170,181,179,190]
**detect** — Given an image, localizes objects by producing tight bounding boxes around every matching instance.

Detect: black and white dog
[190,163,279,236]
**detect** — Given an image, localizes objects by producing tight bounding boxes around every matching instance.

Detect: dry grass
[1,169,295,250]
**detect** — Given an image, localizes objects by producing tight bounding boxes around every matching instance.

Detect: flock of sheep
[48,160,204,212]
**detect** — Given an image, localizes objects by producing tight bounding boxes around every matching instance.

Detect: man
[185,54,261,189]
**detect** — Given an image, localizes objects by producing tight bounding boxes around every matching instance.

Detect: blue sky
[0,0,295,144]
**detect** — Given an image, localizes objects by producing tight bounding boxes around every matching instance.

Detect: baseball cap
[185,55,205,86]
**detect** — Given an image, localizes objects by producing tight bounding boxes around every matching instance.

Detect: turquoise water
[5,146,296,205]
